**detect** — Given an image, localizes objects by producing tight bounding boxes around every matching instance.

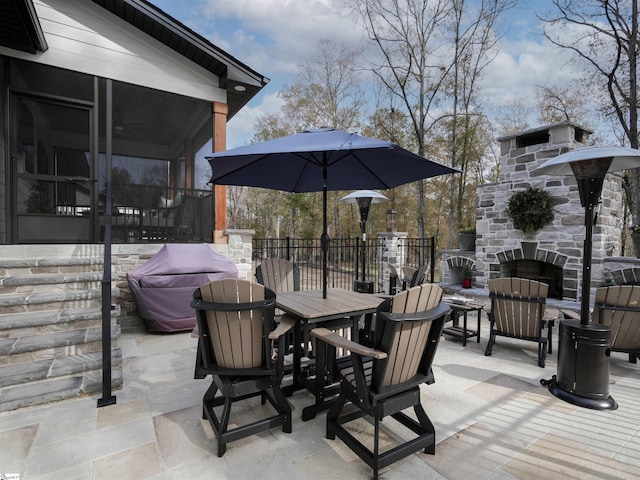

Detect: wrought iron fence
[398,237,436,283]
[253,237,387,292]
[253,236,435,293]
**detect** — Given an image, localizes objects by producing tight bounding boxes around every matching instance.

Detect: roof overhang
[89,0,269,119]
[0,0,268,119]
[0,0,48,54]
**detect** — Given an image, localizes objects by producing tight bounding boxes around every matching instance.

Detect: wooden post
[213,101,228,238]
[184,139,194,191]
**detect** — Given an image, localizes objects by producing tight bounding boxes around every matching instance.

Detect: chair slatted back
[256,258,300,293]
[390,283,442,314]
[488,278,547,338]
[388,263,400,293]
[388,263,400,280]
[176,195,198,232]
[196,279,273,369]
[373,284,445,390]
[401,266,416,285]
[594,285,640,350]
[410,265,428,286]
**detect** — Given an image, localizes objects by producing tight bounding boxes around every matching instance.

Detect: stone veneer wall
[442,122,625,299]
[0,232,255,331]
[603,257,640,285]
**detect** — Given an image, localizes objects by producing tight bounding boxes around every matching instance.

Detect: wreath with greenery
[506,187,554,233]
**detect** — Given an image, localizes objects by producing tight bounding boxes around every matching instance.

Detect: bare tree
[349,0,453,240]
[350,0,511,246]
[247,38,368,238]
[446,0,513,246]
[540,0,640,225]
[254,38,367,137]
[534,83,590,125]
[495,97,532,136]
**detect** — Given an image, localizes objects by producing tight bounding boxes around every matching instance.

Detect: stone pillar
[224,229,255,281]
[378,231,407,293]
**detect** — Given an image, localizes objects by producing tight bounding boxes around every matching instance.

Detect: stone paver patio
[2,309,640,479]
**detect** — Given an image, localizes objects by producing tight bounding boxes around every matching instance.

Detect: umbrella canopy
[208,127,459,191]
[208,127,460,297]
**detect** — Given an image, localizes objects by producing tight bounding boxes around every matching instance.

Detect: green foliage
[461,264,474,279]
[459,226,476,234]
[506,187,554,233]
[600,272,617,287]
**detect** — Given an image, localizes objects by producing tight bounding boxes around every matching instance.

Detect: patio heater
[535,146,640,410]
[341,190,388,293]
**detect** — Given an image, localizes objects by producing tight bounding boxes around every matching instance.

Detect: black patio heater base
[543,378,617,410]
[541,319,617,410]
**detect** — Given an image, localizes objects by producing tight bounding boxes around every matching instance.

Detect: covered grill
[127,243,238,332]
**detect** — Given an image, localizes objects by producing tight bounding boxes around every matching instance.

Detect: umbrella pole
[98,79,116,408]
[322,164,328,299]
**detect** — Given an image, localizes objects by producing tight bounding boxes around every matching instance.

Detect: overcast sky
[152,0,578,149]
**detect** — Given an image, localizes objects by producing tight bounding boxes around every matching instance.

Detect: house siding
[0,0,226,103]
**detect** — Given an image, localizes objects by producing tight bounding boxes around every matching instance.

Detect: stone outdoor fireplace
[441,122,625,300]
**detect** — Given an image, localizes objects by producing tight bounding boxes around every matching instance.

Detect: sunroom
[1,0,268,245]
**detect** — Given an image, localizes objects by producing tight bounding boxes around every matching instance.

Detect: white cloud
[481,35,577,112]
[227,92,284,148]
[201,0,366,75]
[160,0,605,141]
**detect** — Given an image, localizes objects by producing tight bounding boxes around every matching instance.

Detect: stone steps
[0,271,104,293]
[0,257,106,274]
[0,340,122,387]
[0,255,122,412]
[0,306,104,330]
[0,363,123,412]
[0,287,118,314]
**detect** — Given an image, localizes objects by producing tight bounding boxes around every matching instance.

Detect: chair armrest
[269,314,295,340]
[560,309,580,320]
[310,327,388,360]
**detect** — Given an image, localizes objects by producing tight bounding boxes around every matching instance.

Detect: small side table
[543,308,559,354]
[442,298,484,347]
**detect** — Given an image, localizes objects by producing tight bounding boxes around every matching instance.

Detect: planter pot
[459,233,476,251]
[633,233,640,258]
[462,278,472,288]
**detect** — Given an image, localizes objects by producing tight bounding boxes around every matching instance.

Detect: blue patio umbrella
[207,127,460,297]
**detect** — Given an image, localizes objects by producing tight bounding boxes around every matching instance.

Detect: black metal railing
[253,236,435,293]
[398,237,436,283]
[108,185,213,243]
[253,236,387,292]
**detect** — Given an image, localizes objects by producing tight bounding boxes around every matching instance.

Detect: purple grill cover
[127,244,238,332]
